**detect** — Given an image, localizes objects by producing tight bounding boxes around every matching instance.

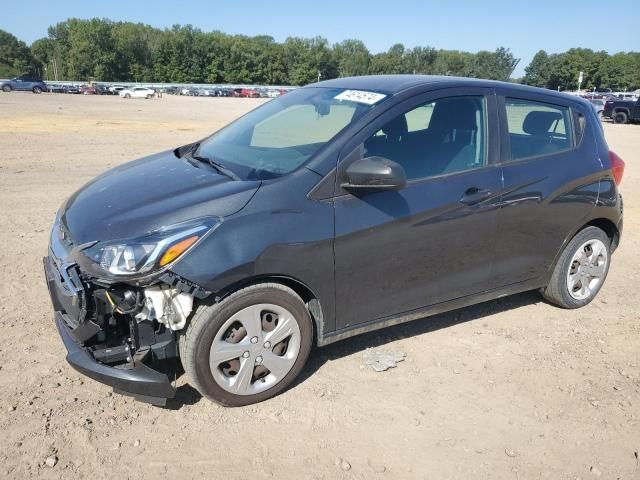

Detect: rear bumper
[55,312,176,404]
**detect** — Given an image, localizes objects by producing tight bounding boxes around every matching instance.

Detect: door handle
[460,187,491,205]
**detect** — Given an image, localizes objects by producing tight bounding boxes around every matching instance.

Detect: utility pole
[317,70,321,83]
[578,71,583,95]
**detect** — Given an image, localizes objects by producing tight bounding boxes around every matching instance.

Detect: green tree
[524,50,550,87]
[0,29,38,78]
[333,39,370,77]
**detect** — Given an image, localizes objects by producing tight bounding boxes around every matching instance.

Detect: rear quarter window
[505,98,574,161]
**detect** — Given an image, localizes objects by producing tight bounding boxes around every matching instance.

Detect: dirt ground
[0,92,638,480]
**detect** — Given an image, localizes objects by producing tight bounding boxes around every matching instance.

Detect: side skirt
[317,278,544,347]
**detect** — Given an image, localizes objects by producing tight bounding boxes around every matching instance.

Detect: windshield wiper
[186,141,241,180]
[190,153,241,181]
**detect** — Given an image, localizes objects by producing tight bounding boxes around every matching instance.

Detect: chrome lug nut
[250,336,258,344]
[264,341,271,349]
[242,351,250,358]
[255,355,263,364]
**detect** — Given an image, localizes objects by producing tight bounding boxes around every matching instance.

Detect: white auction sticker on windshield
[334,90,386,105]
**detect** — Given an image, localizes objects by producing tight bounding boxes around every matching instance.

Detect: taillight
[609,150,625,185]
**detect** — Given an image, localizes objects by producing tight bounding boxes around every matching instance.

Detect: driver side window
[364,96,487,181]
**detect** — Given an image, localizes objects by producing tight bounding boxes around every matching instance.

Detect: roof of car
[312,74,581,103]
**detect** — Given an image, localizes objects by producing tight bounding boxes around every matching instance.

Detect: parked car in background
[603,98,640,124]
[47,84,66,94]
[45,76,624,407]
[241,88,260,98]
[94,85,110,95]
[109,85,125,95]
[63,85,80,94]
[119,86,155,99]
[79,85,96,95]
[1,75,47,93]
[588,99,605,116]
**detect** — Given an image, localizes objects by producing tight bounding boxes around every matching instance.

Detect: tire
[32,86,42,94]
[180,283,313,406]
[613,111,628,124]
[542,226,611,309]
[2,85,11,92]
[124,93,131,99]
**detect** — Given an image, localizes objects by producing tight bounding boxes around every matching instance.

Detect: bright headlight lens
[82,217,219,276]
[98,244,156,274]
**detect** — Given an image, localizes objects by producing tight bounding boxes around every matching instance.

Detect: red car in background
[230,88,261,98]
[79,85,96,95]
[241,88,260,98]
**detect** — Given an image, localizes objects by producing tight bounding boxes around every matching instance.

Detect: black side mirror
[342,156,407,192]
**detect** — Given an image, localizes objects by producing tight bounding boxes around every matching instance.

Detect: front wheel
[32,86,42,94]
[180,283,313,406]
[542,226,611,308]
[124,93,131,99]
[2,85,11,92]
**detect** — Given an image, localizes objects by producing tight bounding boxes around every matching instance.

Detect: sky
[2,0,639,78]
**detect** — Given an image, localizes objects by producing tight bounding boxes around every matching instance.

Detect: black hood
[61,150,260,244]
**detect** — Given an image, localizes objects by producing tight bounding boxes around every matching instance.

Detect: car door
[333,88,503,330]
[632,100,640,120]
[13,77,26,91]
[492,91,602,287]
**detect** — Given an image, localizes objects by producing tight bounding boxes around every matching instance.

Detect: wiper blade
[191,154,241,181]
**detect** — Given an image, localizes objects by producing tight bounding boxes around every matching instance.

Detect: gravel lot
[0,92,638,480]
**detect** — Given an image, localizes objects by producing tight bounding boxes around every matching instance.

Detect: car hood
[60,149,260,244]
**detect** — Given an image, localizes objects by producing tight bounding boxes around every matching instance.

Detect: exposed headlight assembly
[82,216,220,277]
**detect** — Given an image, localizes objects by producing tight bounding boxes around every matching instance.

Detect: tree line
[0,18,638,91]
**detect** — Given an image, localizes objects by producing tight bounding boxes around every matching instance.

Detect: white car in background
[119,87,155,99]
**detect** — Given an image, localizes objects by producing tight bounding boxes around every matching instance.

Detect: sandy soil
[0,92,638,480]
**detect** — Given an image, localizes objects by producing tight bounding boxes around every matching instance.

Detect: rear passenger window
[505,98,573,160]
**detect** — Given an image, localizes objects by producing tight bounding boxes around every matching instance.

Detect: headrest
[430,98,479,132]
[383,114,408,140]
[523,111,563,135]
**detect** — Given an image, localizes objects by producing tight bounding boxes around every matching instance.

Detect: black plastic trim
[55,313,176,403]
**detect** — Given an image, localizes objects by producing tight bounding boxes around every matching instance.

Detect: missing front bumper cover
[55,312,176,405]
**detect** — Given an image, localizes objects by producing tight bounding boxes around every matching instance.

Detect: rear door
[333,87,503,329]
[493,91,601,287]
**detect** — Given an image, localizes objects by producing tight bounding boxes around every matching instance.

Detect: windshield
[194,87,386,180]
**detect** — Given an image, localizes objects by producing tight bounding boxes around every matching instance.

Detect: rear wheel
[32,86,42,94]
[124,93,131,99]
[180,283,313,406]
[613,111,628,124]
[2,85,11,92]
[542,226,611,308]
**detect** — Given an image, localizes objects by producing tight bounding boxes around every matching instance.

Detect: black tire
[179,283,313,406]
[2,85,11,92]
[613,111,628,124]
[32,86,42,94]
[124,93,131,99]
[541,226,611,309]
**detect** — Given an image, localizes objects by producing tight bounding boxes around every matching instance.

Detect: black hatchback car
[45,75,625,406]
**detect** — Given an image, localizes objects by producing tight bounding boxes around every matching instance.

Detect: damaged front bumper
[54,312,176,403]
[44,255,177,406]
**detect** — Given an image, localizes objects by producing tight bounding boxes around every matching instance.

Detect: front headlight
[82,216,220,276]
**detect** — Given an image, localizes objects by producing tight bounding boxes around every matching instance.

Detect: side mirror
[342,156,407,192]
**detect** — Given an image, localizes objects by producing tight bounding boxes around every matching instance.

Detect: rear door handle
[460,187,491,205]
